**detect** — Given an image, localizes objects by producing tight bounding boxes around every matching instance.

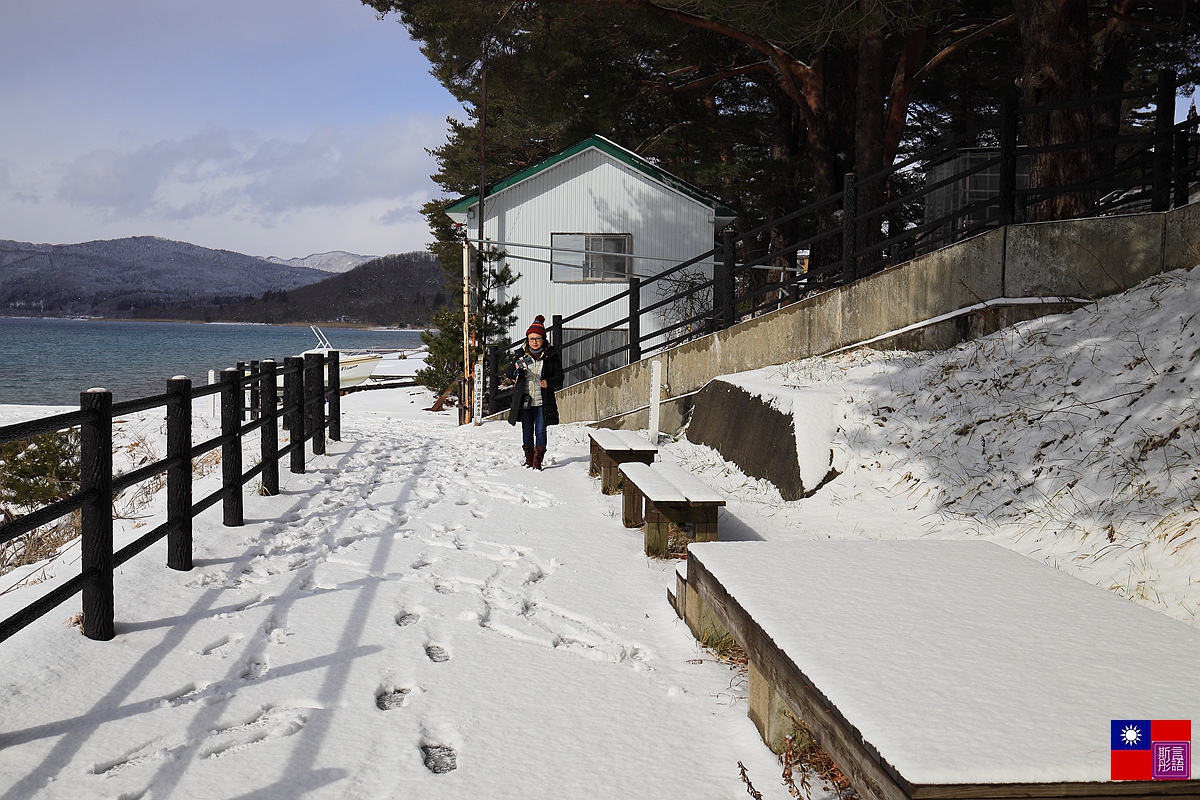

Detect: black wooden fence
[487,67,1200,408]
[0,350,342,644]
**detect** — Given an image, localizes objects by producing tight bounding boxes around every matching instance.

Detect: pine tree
[415,305,465,394]
[414,246,519,394]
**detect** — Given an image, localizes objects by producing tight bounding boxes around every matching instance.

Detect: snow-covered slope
[265,251,376,273]
[689,264,1200,626]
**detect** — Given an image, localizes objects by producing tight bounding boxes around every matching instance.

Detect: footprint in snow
[241,654,269,681]
[421,744,457,774]
[425,644,450,663]
[376,687,411,711]
[199,706,308,760]
[395,612,420,628]
[199,635,242,658]
[162,683,204,707]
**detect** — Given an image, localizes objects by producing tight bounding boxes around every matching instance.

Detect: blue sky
[0,1,462,259]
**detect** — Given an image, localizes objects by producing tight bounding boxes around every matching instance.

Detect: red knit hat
[526,315,546,338]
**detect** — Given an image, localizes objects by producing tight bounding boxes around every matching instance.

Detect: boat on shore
[305,327,383,388]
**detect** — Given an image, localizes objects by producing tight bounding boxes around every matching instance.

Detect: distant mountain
[0,236,328,316]
[199,252,444,328]
[265,251,376,273]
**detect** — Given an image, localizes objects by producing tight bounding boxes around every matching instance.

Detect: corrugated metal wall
[479,147,717,343]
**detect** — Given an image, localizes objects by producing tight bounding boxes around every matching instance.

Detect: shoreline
[0,314,429,332]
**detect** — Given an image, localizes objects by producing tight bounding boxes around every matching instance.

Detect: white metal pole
[462,240,472,424]
[648,359,662,444]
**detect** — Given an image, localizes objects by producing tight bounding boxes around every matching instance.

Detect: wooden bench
[588,429,658,494]
[618,461,725,557]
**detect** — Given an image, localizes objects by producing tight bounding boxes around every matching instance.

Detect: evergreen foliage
[191,251,442,327]
[415,305,467,394]
[414,246,519,394]
[0,432,80,511]
[368,0,1198,234]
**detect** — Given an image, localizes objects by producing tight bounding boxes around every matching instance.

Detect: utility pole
[464,35,490,426]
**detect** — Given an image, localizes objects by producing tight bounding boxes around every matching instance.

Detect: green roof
[444,135,736,220]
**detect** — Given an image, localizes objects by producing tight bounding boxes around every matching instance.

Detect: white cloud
[53,116,444,225]
[376,205,427,226]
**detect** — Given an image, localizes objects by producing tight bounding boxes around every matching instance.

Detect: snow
[621,462,725,505]
[1,264,1199,796]
[0,390,782,799]
[689,539,1200,785]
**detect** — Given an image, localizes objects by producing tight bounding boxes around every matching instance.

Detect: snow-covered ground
[0,265,1197,798]
[0,391,783,799]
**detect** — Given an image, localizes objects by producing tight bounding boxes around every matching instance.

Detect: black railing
[0,351,343,644]
[484,68,1200,403]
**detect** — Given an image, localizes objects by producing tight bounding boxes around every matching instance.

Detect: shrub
[0,431,81,576]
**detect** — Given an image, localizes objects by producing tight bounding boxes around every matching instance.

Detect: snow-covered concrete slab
[688,540,1200,789]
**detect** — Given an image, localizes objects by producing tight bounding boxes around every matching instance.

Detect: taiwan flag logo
[1111,720,1192,780]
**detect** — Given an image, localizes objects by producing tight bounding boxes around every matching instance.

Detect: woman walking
[507,315,563,470]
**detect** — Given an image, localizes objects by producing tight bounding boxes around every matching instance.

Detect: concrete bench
[588,429,657,494]
[618,461,725,557]
[675,540,1200,800]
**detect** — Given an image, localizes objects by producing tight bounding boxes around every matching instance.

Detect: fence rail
[0,350,343,644]
[483,68,1200,409]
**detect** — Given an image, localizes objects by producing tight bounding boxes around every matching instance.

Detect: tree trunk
[802,48,846,278]
[854,26,887,274]
[1013,0,1097,221]
[1090,0,1137,175]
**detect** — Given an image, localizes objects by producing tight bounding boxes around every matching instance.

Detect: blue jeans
[519,406,547,448]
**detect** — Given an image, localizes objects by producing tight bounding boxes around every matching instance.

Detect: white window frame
[550,233,633,283]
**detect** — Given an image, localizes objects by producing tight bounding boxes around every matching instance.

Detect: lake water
[0,317,425,406]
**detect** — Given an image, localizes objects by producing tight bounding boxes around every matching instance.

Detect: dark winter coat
[507,345,563,427]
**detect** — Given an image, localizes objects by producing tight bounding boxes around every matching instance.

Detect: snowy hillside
[265,251,376,273]
[701,264,1200,627]
[0,236,327,315]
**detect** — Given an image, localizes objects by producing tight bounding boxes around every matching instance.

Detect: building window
[551,233,632,282]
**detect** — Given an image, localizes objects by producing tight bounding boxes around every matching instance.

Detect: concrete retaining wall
[556,203,1197,425]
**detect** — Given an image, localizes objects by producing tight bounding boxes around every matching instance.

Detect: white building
[445,135,735,383]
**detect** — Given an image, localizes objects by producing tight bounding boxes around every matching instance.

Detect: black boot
[522,445,535,468]
[532,446,546,470]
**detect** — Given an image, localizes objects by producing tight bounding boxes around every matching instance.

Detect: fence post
[260,360,279,495]
[284,356,305,475]
[1173,129,1190,209]
[166,376,192,571]
[841,173,857,285]
[327,351,341,442]
[1152,69,1176,213]
[80,388,114,641]
[998,96,1019,226]
[236,361,248,422]
[551,314,563,349]
[628,276,641,363]
[721,230,736,329]
[714,236,728,331]
[221,368,243,527]
[304,352,325,456]
[249,360,260,421]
